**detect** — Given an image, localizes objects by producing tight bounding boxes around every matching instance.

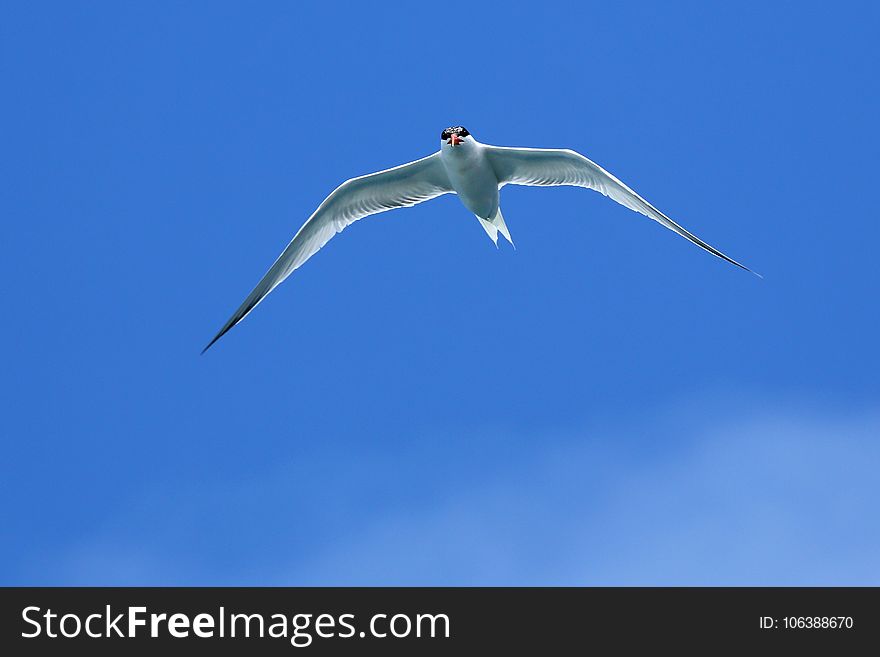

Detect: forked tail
[475,207,514,248]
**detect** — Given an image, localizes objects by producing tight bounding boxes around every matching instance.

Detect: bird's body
[440,135,499,219]
[203,126,756,352]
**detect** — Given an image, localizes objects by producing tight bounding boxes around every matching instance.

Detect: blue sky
[2,1,878,585]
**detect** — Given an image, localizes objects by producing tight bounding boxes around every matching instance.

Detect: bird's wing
[484,145,755,274]
[204,152,452,352]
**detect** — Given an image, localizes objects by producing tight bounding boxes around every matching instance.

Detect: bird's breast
[441,147,500,219]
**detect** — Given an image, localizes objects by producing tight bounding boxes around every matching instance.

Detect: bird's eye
[441,130,450,140]
[459,128,469,137]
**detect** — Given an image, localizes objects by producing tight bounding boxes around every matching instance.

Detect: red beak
[449,133,462,146]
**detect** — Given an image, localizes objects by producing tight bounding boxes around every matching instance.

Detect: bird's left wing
[485,145,755,274]
[204,152,452,352]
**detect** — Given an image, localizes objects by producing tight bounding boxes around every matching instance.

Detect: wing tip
[201,316,242,354]
[724,255,762,279]
[201,290,265,354]
[200,330,225,355]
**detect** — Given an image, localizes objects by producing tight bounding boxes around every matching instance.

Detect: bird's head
[441,126,471,148]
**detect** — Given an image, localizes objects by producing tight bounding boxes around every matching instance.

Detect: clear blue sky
[2,1,878,585]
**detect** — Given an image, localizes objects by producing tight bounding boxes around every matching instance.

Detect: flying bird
[203,126,755,352]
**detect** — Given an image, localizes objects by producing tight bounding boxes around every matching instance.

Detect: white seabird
[204,125,755,352]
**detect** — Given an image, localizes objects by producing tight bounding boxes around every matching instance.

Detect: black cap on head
[441,126,470,140]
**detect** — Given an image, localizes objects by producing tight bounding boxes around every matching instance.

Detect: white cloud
[38,401,880,585]
[282,406,880,585]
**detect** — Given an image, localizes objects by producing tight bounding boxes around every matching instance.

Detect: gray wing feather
[485,146,755,274]
[204,152,452,352]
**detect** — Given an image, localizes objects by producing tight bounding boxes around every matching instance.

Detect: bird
[203,125,756,352]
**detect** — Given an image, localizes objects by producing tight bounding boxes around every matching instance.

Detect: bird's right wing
[485,145,755,274]
[204,152,452,352]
